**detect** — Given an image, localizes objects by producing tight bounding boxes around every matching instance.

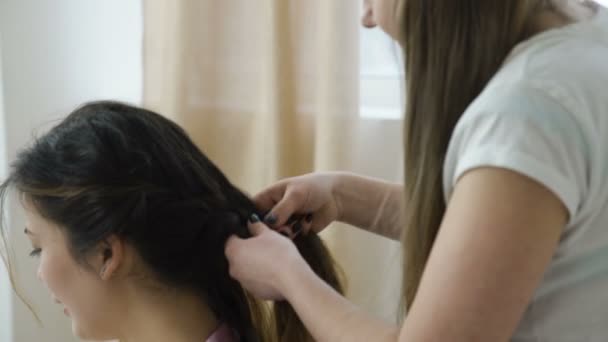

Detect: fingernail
[249,213,260,223]
[305,213,313,222]
[264,213,277,225]
[99,264,107,277]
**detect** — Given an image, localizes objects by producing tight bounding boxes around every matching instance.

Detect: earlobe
[99,263,109,278]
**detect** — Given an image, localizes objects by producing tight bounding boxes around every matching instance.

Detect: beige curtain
[144,0,402,320]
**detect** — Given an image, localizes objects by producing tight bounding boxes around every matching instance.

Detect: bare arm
[253,171,404,240]
[333,173,404,240]
[271,167,565,341]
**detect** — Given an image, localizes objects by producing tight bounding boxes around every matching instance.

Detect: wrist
[277,248,315,301]
[329,172,349,223]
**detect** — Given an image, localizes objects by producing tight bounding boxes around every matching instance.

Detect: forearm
[281,257,400,342]
[332,172,404,240]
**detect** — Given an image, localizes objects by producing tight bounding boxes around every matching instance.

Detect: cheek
[38,252,72,298]
[39,253,114,338]
[375,0,400,39]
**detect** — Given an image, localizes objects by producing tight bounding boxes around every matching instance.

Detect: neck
[115,285,219,342]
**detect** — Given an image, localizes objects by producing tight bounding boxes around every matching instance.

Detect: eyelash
[29,248,42,258]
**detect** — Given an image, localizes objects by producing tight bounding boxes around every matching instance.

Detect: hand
[225,215,308,301]
[254,172,342,235]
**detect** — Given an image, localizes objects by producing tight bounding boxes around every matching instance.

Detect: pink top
[206,323,237,342]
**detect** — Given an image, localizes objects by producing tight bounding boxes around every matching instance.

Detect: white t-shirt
[443,7,608,342]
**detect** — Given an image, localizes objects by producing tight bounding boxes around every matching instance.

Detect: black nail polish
[264,214,277,225]
[305,213,313,222]
[249,213,260,223]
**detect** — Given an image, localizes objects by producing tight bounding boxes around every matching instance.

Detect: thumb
[224,234,244,259]
[248,214,269,236]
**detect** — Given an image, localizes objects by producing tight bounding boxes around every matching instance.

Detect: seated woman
[0,101,342,342]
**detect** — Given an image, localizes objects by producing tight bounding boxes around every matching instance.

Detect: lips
[52,296,69,316]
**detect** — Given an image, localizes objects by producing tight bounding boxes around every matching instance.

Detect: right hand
[254,172,342,235]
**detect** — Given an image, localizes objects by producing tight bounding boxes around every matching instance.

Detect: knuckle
[289,187,307,202]
[225,238,238,256]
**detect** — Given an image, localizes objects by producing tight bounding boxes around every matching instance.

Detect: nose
[361,2,377,28]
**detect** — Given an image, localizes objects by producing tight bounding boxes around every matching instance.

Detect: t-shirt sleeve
[443,83,591,223]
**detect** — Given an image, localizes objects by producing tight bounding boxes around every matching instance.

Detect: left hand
[225,215,306,300]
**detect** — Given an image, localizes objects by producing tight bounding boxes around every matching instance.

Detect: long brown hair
[397,1,543,310]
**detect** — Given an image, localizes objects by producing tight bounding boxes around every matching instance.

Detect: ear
[97,234,124,281]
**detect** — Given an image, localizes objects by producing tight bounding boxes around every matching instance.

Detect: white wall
[0,1,142,341]
[0,32,13,342]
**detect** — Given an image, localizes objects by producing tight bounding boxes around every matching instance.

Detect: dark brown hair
[0,101,343,342]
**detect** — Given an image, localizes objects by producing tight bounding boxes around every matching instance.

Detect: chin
[71,320,110,341]
[72,322,90,340]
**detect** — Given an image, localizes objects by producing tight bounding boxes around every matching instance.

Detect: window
[359,27,404,120]
[358,0,608,119]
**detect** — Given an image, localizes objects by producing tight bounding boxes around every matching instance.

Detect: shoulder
[484,8,608,114]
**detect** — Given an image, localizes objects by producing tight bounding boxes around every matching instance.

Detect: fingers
[253,183,297,226]
[252,178,312,228]
[224,234,243,260]
[263,190,302,226]
[247,214,269,236]
[226,215,271,255]
[252,181,287,212]
[225,215,271,259]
